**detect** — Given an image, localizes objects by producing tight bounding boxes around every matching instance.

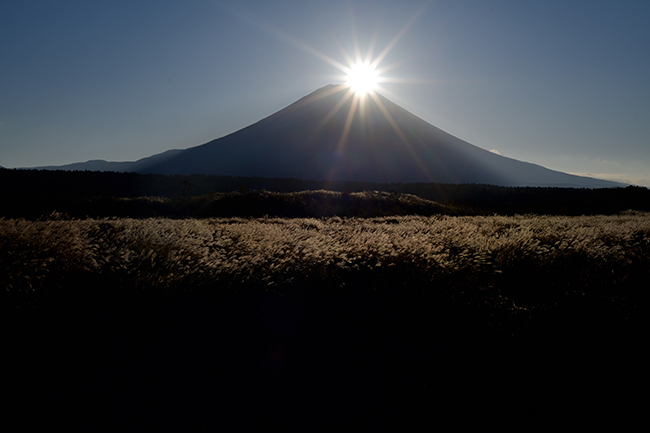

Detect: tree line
[2,168,648,218]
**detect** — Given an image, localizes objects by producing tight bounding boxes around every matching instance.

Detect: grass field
[4,212,649,307]
[3,212,648,430]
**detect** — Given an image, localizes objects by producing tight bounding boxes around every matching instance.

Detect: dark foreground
[5,282,645,432]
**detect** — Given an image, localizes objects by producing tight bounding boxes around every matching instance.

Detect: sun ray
[224,0,429,89]
[222,4,351,73]
[347,4,363,66]
[308,85,354,140]
[368,91,431,178]
[338,93,360,151]
[368,92,408,145]
[370,2,429,69]
[333,38,355,70]
[299,83,349,110]
[373,57,410,77]
[363,27,380,65]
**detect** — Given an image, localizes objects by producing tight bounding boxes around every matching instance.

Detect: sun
[346,62,378,96]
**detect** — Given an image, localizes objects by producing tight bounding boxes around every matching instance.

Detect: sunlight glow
[346,62,378,95]
[254,1,432,180]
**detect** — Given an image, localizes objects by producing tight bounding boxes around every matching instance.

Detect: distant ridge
[33,149,184,173]
[31,85,625,188]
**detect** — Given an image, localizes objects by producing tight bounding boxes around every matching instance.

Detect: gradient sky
[2,0,649,186]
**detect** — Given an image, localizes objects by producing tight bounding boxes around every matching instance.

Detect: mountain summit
[38,85,623,188]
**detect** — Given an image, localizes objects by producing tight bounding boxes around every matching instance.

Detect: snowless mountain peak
[34,85,625,188]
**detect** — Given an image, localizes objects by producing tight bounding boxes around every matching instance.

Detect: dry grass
[3,212,649,319]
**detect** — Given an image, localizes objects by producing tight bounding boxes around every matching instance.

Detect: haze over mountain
[34,85,624,188]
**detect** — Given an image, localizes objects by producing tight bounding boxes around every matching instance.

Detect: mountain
[34,84,624,188]
[33,149,184,173]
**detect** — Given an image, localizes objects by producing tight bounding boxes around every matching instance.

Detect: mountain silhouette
[36,84,624,187]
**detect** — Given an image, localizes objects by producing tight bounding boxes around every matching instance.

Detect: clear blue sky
[2,0,649,186]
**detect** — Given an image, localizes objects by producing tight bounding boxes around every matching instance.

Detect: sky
[2,0,649,186]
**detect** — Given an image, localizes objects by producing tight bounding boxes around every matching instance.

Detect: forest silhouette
[2,168,648,219]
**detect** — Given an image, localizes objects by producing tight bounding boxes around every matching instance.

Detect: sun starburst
[345,62,378,96]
